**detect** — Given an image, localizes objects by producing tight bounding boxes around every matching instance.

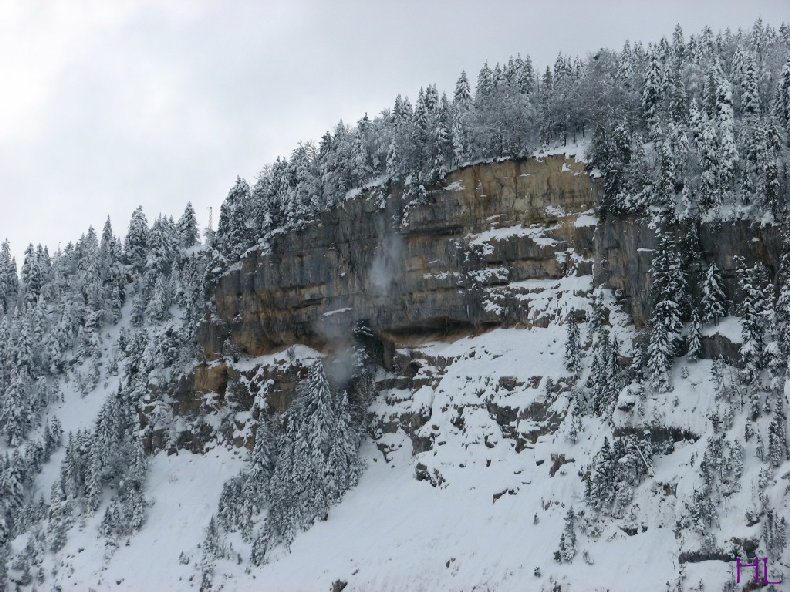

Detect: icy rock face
[198,155,598,364]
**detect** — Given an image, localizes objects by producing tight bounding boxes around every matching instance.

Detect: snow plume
[324,346,356,390]
[369,225,405,296]
[313,311,353,381]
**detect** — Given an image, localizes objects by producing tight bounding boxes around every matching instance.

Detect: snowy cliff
[165,153,787,591]
[3,18,790,590]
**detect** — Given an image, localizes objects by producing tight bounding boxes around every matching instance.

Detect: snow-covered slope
[66,277,785,591]
[6,223,788,592]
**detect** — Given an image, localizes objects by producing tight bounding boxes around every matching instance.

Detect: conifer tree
[21,243,42,304]
[763,508,788,561]
[735,257,769,384]
[245,415,277,510]
[124,206,149,274]
[0,541,7,592]
[688,308,702,361]
[700,263,726,325]
[642,54,663,133]
[715,72,738,201]
[740,53,761,117]
[648,228,686,390]
[757,119,782,217]
[216,176,253,261]
[591,122,632,216]
[767,398,788,468]
[774,60,790,143]
[776,228,790,357]
[564,313,581,376]
[0,241,19,315]
[648,320,672,391]
[177,202,200,249]
[554,508,577,562]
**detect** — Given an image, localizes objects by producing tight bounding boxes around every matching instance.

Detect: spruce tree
[554,507,577,562]
[0,241,18,315]
[740,53,761,117]
[696,112,721,212]
[648,320,672,391]
[124,206,149,274]
[245,416,277,513]
[216,176,253,261]
[687,308,702,362]
[648,228,686,390]
[735,257,769,384]
[776,228,790,357]
[564,313,581,376]
[773,60,790,143]
[700,263,726,325]
[0,542,7,592]
[715,72,738,201]
[642,54,663,133]
[767,398,788,468]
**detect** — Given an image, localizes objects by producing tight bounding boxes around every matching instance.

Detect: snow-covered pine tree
[452,71,472,166]
[246,415,277,507]
[590,121,632,216]
[688,308,702,361]
[762,508,788,562]
[735,256,770,385]
[124,206,149,275]
[564,312,581,377]
[0,240,19,314]
[696,111,721,213]
[432,94,453,180]
[776,228,790,359]
[199,516,221,591]
[647,316,672,392]
[700,263,726,325]
[756,119,782,218]
[642,54,663,134]
[0,541,7,592]
[262,362,362,558]
[100,433,148,539]
[688,487,717,549]
[554,507,577,563]
[767,397,788,468]
[98,217,125,323]
[740,53,761,117]
[587,324,617,416]
[177,202,200,249]
[20,243,42,304]
[648,228,686,390]
[216,176,253,262]
[715,71,739,203]
[773,60,790,143]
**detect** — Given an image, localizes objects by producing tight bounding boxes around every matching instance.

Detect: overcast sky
[0,0,787,262]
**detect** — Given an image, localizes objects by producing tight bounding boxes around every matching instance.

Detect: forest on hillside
[210,20,790,265]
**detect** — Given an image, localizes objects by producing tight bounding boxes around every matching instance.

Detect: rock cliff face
[180,155,786,455]
[199,154,598,365]
[196,153,789,390]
